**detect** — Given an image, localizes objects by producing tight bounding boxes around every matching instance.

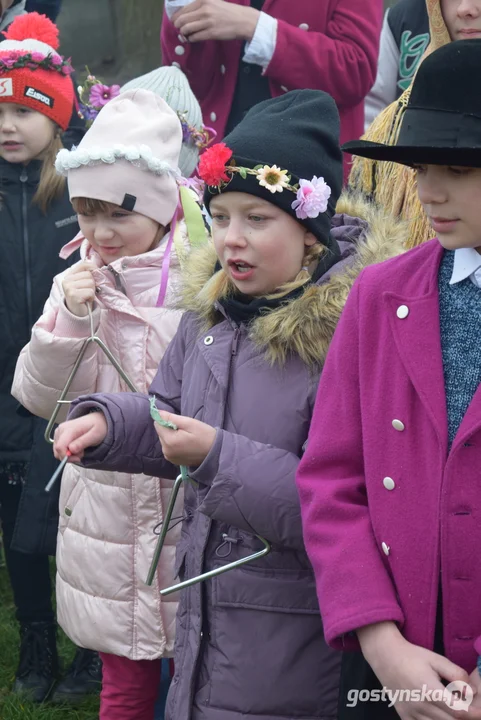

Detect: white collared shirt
[449,247,481,289]
[165,0,277,69]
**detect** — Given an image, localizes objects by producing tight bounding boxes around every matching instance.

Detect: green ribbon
[179,185,208,250]
[149,396,189,481]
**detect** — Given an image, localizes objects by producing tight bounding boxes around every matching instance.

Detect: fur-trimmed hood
[181,193,407,366]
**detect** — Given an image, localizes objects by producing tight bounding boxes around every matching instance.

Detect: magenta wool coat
[161,0,382,181]
[297,238,481,673]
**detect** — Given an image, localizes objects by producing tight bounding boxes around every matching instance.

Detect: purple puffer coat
[69,197,405,720]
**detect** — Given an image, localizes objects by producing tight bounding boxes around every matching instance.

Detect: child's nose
[0,117,16,132]
[93,223,115,241]
[417,173,448,206]
[224,221,247,248]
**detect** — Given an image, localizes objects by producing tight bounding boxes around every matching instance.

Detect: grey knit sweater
[439,250,481,448]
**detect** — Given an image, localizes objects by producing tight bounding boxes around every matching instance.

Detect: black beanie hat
[201,90,343,249]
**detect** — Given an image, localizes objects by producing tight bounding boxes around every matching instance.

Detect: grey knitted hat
[121,66,203,178]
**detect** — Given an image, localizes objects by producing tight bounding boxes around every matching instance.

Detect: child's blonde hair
[33,132,66,214]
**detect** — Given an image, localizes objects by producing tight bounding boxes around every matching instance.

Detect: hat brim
[342,140,481,168]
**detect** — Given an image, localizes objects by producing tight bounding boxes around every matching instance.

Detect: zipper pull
[19,169,28,183]
[108,266,127,295]
[231,327,240,356]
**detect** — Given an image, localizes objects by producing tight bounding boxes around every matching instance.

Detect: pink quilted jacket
[12,229,186,660]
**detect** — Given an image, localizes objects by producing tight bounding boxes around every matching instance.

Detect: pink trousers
[99,652,161,720]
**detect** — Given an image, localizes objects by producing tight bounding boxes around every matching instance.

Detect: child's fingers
[154,421,177,449]
[462,707,481,719]
[70,261,96,274]
[158,410,178,428]
[54,416,105,459]
[432,655,468,686]
[68,426,101,456]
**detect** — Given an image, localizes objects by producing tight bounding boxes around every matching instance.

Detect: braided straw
[348,0,451,248]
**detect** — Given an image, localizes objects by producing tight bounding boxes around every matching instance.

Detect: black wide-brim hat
[343,40,481,167]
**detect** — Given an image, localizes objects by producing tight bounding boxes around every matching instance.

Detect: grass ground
[0,558,99,720]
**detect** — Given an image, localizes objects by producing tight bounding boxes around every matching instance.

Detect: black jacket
[0,158,79,553]
[0,158,79,461]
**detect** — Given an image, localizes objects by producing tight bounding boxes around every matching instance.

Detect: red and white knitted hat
[0,13,74,130]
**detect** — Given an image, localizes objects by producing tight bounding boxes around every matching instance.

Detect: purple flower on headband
[2,56,17,68]
[30,52,45,63]
[89,82,120,108]
[79,103,98,122]
[181,120,192,144]
[291,176,331,220]
[50,55,63,67]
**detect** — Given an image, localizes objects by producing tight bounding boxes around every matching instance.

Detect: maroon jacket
[161,0,383,181]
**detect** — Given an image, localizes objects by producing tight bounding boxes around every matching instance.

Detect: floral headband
[198,142,331,220]
[0,50,73,76]
[78,72,215,149]
[77,72,120,127]
[178,111,215,150]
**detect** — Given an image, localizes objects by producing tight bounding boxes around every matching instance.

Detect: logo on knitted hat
[0,78,13,96]
[24,85,54,107]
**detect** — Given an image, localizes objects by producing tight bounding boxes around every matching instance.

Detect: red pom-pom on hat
[4,12,60,50]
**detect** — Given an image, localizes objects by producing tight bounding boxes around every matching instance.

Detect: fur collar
[181,194,407,367]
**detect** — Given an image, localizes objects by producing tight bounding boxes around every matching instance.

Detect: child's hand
[468,667,481,709]
[357,622,481,719]
[172,0,260,43]
[62,261,97,317]
[53,412,108,463]
[154,411,216,468]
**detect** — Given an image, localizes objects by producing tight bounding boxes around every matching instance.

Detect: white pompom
[125,147,140,161]
[50,144,177,176]
[101,149,116,164]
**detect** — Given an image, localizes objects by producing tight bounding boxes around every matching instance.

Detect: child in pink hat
[13,88,205,719]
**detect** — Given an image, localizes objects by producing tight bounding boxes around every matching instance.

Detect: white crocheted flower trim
[55,144,180,177]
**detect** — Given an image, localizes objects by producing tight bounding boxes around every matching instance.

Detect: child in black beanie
[51,89,406,720]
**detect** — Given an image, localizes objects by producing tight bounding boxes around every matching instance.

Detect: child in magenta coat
[297,40,481,720]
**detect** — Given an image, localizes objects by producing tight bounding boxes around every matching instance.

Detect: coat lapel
[453,382,481,448]
[384,243,448,450]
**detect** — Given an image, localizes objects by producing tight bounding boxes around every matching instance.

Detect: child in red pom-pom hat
[0,9,84,708]
[0,11,73,132]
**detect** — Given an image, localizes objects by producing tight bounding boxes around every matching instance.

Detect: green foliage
[0,564,99,720]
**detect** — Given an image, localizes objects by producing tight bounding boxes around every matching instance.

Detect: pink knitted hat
[55,89,182,226]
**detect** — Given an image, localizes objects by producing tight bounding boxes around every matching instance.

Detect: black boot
[13,621,58,702]
[51,648,102,704]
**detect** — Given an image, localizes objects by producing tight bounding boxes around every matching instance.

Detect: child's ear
[304,231,317,248]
